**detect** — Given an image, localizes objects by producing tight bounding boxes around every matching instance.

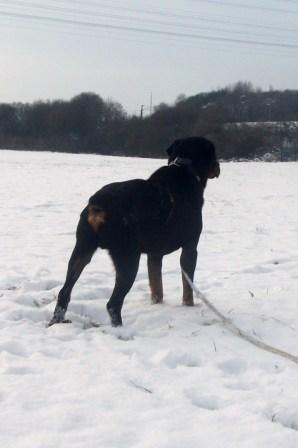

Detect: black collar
[170,157,201,182]
[170,156,191,167]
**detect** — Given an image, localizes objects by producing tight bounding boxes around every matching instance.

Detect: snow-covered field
[0,149,298,448]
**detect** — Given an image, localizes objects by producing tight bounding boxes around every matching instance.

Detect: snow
[0,149,298,448]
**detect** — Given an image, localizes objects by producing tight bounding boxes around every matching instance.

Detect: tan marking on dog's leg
[182,274,194,306]
[148,255,163,304]
[87,206,106,232]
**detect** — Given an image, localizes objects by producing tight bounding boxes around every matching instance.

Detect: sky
[1,0,298,115]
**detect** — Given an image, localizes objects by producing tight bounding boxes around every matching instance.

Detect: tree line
[1,82,298,160]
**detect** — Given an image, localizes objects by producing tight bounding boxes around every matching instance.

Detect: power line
[193,0,298,15]
[1,3,298,62]
[271,0,298,4]
[25,0,298,30]
[46,0,298,26]
[3,0,298,37]
[1,9,298,51]
[2,0,298,43]
[2,14,296,64]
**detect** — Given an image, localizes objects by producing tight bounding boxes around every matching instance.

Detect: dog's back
[83,164,203,255]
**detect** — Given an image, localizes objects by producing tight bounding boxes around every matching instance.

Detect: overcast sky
[1,0,298,114]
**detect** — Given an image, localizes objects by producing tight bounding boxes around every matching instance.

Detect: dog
[48,137,220,327]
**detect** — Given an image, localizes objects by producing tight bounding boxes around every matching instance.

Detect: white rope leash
[182,270,298,365]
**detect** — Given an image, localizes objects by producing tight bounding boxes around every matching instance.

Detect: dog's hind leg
[180,244,197,306]
[147,254,163,304]
[48,239,97,326]
[107,249,140,327]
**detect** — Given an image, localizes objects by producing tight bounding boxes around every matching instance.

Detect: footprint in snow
[218,358,247,375]
[185,389,224,411]
[0,341,28,358]
[3,365,40,375]
[270,408,298,432]
[151,350,201,369]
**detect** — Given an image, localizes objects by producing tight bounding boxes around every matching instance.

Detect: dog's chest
[137,189,203,254]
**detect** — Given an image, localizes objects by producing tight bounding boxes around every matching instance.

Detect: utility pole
[150,92,153,115]
[140,94,153,118]
[265,98,274,122]
[239,94,247,122]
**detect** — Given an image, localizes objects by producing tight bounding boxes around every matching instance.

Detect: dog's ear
[166,139,181,157]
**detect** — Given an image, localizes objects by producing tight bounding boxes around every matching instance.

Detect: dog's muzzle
[208,162,220,179]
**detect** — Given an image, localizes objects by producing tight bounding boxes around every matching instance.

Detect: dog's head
[167,137,220,183]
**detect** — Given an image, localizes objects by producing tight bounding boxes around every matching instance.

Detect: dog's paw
[47,318,72,327]
[47,306,71,327]
[151,294,163,304]
[107,306,123,327]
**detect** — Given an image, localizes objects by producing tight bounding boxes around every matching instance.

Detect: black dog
[49,137,220,327]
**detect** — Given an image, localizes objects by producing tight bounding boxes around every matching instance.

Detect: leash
[182,269,298,365]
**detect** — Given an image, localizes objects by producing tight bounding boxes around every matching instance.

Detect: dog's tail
[86,205,106,233]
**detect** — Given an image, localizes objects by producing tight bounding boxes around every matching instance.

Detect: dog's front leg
[147,254,163,304]
[180,245,197,306]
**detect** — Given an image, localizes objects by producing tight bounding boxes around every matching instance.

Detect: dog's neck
[170,157,201,183]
